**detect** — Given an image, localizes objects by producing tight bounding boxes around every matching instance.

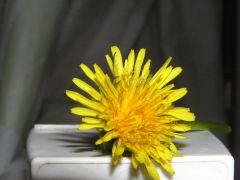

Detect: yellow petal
[112,141,119,165]
[70,107,99,117]
[140,59,151,81]
[134,152,146,164]
[164,107,195,121]
[144,159,160,180]
[159,57,172,73]
[78,123,104,130]
[159,67,182,88]
[133,48,146,83]
[150,57,172,85]
[105,54,114,74]
[159,161,175,175]
[66,90,104,112]
[165,88,187,103]
[93,69,117,99]
[172,124,191,131]
[174,133,187,139]
[158,83,175,91]
[95,131,118,144]
[123,59,128,69]
[169,143,178,155]
[126,49,135,74]
[112,140,117,155]
[80,64,96,82]
[111,46,123,76]
[150,65,173,86]
[82,117,104,124]
[158,116,179,123]
[155,134,172,143]
[131,154,138,169]
[94,74,108,92]
[148,147,160,159]
[72,78,101,101]
[94,64,105,79]
[115,139,125,156]
[105,75,118,97]
[163,148,173,160]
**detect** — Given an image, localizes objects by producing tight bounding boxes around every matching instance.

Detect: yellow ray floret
[66,46,195,180]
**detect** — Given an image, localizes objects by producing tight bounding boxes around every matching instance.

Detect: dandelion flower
[66,46,195,180]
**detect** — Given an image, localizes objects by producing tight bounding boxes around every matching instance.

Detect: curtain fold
[234,0,240,178]
[0,0,65,179]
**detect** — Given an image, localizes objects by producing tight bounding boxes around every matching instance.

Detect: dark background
[0,0,239,179]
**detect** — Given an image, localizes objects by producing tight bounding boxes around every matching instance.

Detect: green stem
[188,121,232,134]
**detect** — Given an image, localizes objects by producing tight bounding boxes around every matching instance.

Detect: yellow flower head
[66,46,195,180]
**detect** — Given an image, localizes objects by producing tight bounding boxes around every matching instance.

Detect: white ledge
[27,124,234,180]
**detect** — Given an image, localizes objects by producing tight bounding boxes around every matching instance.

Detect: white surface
[27,124,234,180]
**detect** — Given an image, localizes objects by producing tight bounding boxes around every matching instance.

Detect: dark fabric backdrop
[0,0,238,179]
